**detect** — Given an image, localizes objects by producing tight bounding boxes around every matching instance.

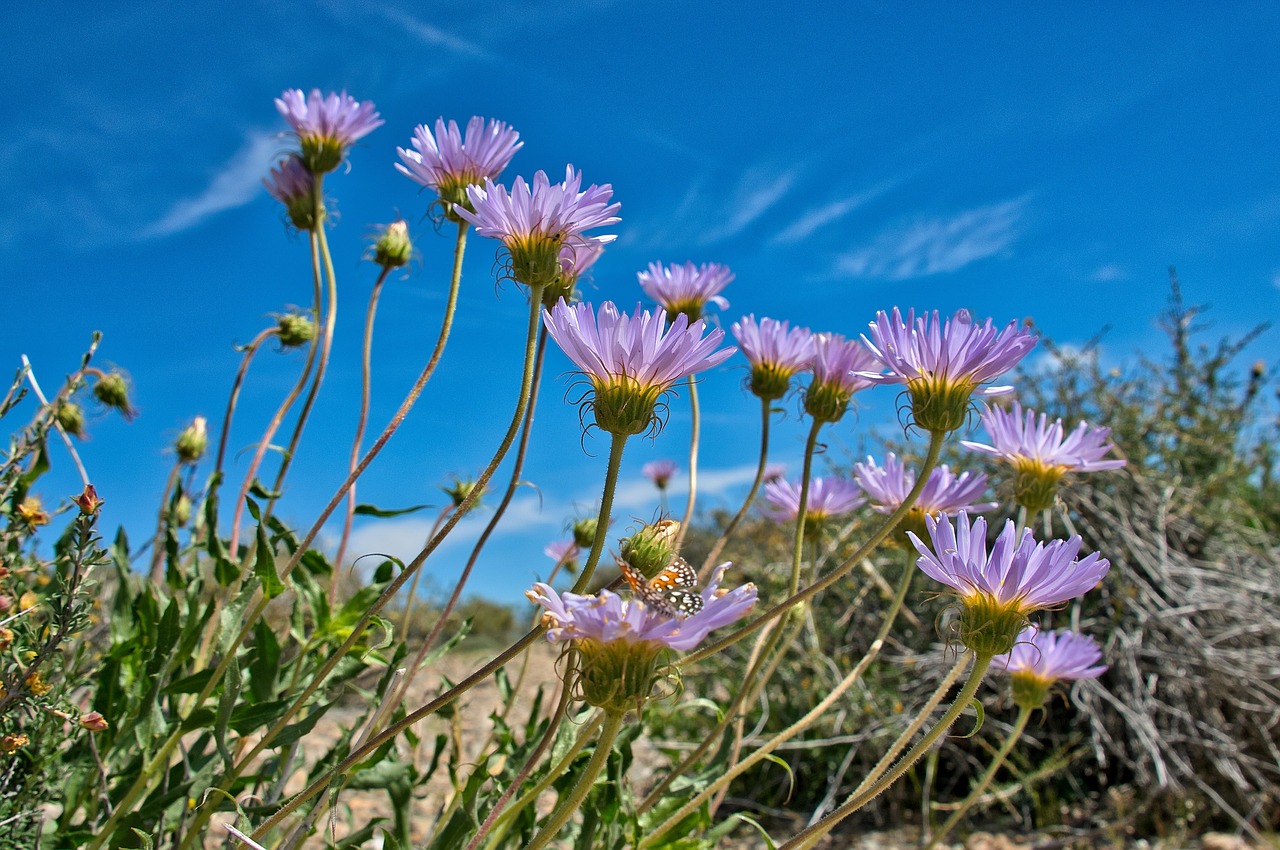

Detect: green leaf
[215,655,242,767]
[354,502,433,517]
[248,619,281,702]
[253,522,284,599]
[166,669,215,695]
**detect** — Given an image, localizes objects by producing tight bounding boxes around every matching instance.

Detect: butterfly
[618,553,704,618]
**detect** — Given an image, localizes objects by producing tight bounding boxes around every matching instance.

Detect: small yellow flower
[25,672,51,696]
[0,734,29,754]
[16,497,50,527]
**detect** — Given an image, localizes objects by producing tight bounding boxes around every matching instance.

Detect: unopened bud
[572,517,599,550]
[175,416,208,464]
[79,711,109,733]
[56,402,86,438]
[442,476,484,509]
[75,484,104,516]
[276,312,316,348]
[173,493,193,527]
[92,372,136,420]
[373,220,413,269]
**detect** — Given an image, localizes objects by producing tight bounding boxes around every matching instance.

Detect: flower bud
[373,220,413,269]
[173,493,193,527]
[79,711,110,733]
[56,402,86,438]
[276,312,317,348]
[75,484,104,516]
[92,372,136,420]
[175,416,208,464]
[442,476,484,509]
[618,520,680,579]
[571,517,599,550]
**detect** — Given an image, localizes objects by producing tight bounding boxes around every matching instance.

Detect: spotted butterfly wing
[618,555,705,618]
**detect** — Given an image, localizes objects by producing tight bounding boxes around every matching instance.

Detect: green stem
[675,376,699,551]
[679,431,945,669]
[789,419,825,597]
[639,561,916,848]
[214,326,277,476]
[264,181,341,518]
[700,396,772,576]
[333,265,392,583]
[569,430,629,594]
[146,462,182,584]
[777,653,995,850]
[924,705,1032,850]
[479,707,605,850]
[524,710,625,850]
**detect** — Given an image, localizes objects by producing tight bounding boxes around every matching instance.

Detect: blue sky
[6,2,1279,603]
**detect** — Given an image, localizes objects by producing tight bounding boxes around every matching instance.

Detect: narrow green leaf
[353,502,432,518]
[253,522,284,599]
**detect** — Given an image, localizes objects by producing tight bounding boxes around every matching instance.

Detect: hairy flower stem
[214,326,277,476]
[332,265,392,588]
[463,677,582,850]
[146,461,182,583]
[398,505,452,636]
[19,351,95,489]
[679,431,945,669]
[243,283,546,841]
[263,186,341,519]
[389,329,549,710]
[570,430,629,594]
[923,705,1031,850]
[699,396,772,578]
[641,563,917,848]
[481,706,605,848]
[104,225,470,850]
[779,653,994,850]
[675,376,700,551]
[524,710,626,850]
[226,208,326,559]
[789,419,824,595]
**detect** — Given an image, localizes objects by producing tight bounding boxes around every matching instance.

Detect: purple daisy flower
[643,459,679,490]
[962,402,1126,474]
[994,625,1107,683]
[803,332,883,423]
[994,625,1107,708]
[395,116,522,213]
[859,308,1038,433]
[455,166,620,289]
[543,299,735,436]
[911,511,1110,615]
[544,539,580,565]
[731,315,816,401]
[637,261,734,322]
[526,563,757,653]
[762,476,865,523]
[852,453,998,517]
[263,155,316,230]
[274,89,383,174]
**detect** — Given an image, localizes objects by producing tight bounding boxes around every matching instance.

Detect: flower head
[860,308,1038,433]
[994,625,1107,709]
[527,563,756,711]
[372,219,413,269]
[962,402,1127,511]
[396,117,522,217]
[263,156,317,230]
[852,452,997,543]
[543,299,735,436]
[637,261,734,323]
[274,89,383,174]
[543,236,606,308]
[804,333,882,423]
[731,315,816,400]
[456,166,619,290]
[92,371,136,421]
[910,511,1110,655]
[175,416,208,465]
[763,476,865,535]
[643,459,679,490]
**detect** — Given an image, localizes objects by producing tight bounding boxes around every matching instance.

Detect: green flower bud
[575,637,670,714]
[618,520,680,579]
[373,220,413,269]
[571,517,599,550]
[56,402,86,438]
[443,476,484,509]
[92,372,136,420]
[276,312,317,348]
[175,416,208,465]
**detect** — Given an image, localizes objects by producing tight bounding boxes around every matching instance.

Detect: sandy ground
[212,647,1259,850]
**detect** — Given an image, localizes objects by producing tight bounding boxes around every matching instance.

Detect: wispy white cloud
[835,196,1031,280]
[1091,264,1128,282]
[699,167,798,244]
[771,182,895,245]
[377,7,495,60]
[141,129,280,238]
